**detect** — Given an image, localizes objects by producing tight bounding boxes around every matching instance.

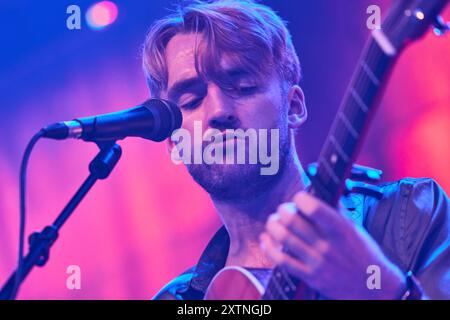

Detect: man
[142,0,449,299]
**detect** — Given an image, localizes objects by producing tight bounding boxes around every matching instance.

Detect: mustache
[202,128,249,145]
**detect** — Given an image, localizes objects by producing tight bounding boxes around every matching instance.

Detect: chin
[187,163,282,201]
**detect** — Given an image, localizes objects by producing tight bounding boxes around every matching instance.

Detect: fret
[344,97,366,134]
[280,268,297,291]
[322,143,348,180]
[313,39,393,205]
[338,112,359,139]
[263,265,301,300]
[352,74,378,115]
[263,270,283,300]
[329,135,350,162]
[319,155,340,185]
[350,88,369,113]
[278,269,297,296]
[361,61,380,86]
[341,132,358,160]
[271,273,289,300]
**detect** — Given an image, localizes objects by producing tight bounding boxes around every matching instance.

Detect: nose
[205,84,241,131]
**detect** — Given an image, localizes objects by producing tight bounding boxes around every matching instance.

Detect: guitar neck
[262,0,449,301]
[312,32,398,206]
[263,32,400,300]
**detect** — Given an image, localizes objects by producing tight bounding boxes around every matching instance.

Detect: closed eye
[180,97,203,110]
[237,85,258,95]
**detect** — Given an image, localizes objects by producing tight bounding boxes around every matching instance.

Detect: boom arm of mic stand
[0,141,122,300]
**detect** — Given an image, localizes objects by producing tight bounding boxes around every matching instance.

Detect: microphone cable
[10,129,46,299]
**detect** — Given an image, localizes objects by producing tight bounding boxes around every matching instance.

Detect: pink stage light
[86,1,118,30]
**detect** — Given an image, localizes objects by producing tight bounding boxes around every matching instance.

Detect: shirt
[152,177,450,300]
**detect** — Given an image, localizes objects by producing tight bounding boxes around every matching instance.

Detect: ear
[166,137,175,155]
[287,85,307,129]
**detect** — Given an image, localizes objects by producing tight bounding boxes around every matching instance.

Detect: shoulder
[380,176,443,198]
[151,267,195,300]
[365,177,447,222]
[362,177,449,268]
[371,177,450,299]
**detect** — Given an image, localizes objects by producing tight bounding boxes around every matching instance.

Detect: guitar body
[204,267,264,300]
[205,266,313,300]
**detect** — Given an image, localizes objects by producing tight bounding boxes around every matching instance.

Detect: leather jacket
[152,177,450,300]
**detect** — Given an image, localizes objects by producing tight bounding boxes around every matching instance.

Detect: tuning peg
[433,15,449,36]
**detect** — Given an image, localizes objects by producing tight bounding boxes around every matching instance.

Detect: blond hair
[142,0,301,97]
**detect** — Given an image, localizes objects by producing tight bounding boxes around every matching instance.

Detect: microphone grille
[142,98,182,142]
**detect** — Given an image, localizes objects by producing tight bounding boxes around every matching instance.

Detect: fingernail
[269,213,280,221]
[279,202,296,215]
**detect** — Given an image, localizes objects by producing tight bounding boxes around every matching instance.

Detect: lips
[205,134,245,148]
[202,128,242,146]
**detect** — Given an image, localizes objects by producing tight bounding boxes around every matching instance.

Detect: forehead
[164,33,233,90]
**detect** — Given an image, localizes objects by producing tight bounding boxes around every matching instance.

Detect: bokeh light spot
[86,1,118,30]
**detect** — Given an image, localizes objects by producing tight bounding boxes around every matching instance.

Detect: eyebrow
[226,67,250,78]
[167,67,251,101]
[167,77,203,102]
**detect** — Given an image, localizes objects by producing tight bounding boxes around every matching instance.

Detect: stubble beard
[185,123,291,203]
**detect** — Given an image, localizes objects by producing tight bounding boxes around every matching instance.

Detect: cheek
[241,94,284,129]
[180,108,207,132]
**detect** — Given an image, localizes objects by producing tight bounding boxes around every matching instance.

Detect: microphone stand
[0,141,122,300]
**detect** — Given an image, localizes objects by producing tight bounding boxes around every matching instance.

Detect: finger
[277,202,321,246]
[293,191,345,236]
[265,213,318,263]
[260,232,311,279]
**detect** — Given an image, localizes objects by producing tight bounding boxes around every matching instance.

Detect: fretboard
[263,33,398,300]
[312,36,395,206]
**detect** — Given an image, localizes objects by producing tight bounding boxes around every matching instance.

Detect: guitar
[204,0,449,300]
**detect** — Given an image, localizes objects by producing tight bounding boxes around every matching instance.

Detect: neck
[212,151,310,268]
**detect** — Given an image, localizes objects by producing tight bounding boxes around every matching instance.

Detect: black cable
[10,129,45,299]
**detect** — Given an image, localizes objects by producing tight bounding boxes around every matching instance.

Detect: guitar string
[319,39,381,191]
[263,37,389,300]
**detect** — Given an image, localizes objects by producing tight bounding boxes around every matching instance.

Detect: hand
[260,191,406,299]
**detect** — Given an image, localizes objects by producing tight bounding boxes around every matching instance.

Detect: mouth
[208,135,245,148]
[203,129,245,146]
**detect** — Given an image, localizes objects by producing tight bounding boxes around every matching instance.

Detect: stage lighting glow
[86,1,118,30]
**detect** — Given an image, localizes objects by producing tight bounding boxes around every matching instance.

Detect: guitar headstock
[382,0,448,51]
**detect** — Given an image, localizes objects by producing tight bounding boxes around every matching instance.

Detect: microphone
[42,99,182,142]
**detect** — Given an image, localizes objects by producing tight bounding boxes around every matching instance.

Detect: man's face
[162,33,292,201]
